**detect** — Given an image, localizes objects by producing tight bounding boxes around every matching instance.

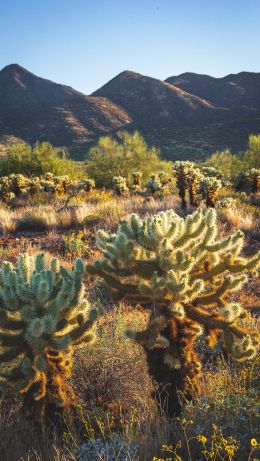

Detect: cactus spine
[87,209,259,417]
[0,253,99,420]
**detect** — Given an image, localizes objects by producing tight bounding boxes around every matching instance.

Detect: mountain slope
[0,64,259,160]
[165,71,260,108]
[92,71,215,129]
[0,64,132,158]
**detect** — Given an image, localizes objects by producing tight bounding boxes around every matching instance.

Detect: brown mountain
[165,71,260,108]
[0,64,132,158]
[0,64,260,160]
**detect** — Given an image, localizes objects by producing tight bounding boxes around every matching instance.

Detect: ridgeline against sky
[1,0,259,94]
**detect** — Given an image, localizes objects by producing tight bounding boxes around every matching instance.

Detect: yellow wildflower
[251,438,259,448]
[196,435,207,443]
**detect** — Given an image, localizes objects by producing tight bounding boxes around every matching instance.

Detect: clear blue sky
[1,0,259,94]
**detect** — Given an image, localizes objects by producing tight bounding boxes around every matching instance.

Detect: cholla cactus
[147,174,163,194]
[87,209,259,417]
[0,253,99,420]
[9,174,30,195]
[29,177,43,195]
[216,197,237,210]
[199,177,222,207]
[112,176,129,196]
[236,169,260,193]
[82,178,96,192]
[54,175,71,194]
[202,167,223,180]
[132,172,143,187]
[172,161,202,208]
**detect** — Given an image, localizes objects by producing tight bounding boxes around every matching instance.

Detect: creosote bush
[87,208,259,417]
[0,253,99,420]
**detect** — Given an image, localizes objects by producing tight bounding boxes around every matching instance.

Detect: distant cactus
[82,178,96,192]
[199,176,222,207]
[202,167,223,180]
[112,176,129,196]
[236,168,260,193]
[172,161,202,208]
[87,208,259,417]
[132,172,143,187]
[216,197,237,210]
[147,174,163,194]
[0,253,99,420]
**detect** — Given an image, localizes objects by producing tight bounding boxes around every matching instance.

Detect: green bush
[86,131,171,187]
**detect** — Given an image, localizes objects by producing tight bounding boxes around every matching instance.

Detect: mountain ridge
[0,64,259,160]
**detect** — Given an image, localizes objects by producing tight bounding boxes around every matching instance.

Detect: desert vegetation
[0,132,259,461]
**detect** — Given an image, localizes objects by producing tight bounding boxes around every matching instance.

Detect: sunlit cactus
[172,161,202,208]
[236,169,260,193]
[202,167,223,180]
[0,253,99,420]
[29,177,43,195]
[82,178,96,192]
[199,176,222,207]
[132,172,143,187]
[112,176,129,196]
[87,208,259,417]
[147,174,163,194]
[53,175,71,194]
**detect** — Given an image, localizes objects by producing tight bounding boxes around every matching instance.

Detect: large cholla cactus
[0,253,98,420]
[199,176,222,207]
[112,176,129,196]
[172,161,202,208]
[87,209,259,417]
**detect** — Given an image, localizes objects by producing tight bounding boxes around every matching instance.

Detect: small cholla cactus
[87,208,259,417]
[216,197,237,210]
[29,177,43,195]
[172,161,202,208]
[236,169,260,193]
[82,178,96,192]
[0,253,99,420]
[53,175,71,194]
[45,172,54,182]
[147,174,163,194]
[199,176,222,207]
[112,176,129,196]
[9,174,30,195]
[202,167,223,180]
[132,171,142,187]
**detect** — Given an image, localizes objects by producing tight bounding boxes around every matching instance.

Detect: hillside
[0,64,132,158]
[0,64,260,160]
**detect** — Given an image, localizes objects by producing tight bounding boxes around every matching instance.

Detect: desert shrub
[0,142,78,178]
[87,208,260,417]
[86,131,171,187]
[0,253,99,420]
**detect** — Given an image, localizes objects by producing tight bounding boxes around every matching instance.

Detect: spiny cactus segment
[0,253,99,419]
[87,208,259,416]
